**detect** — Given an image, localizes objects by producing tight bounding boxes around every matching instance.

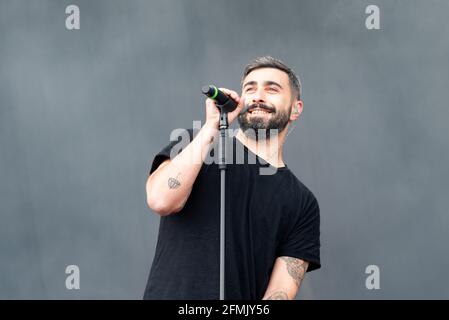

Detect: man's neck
[235,128,287,168]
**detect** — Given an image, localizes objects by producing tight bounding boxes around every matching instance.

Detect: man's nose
[251,88,266,104]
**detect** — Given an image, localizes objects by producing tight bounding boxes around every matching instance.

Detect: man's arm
[146,122,217,216]
[262,256,309,300]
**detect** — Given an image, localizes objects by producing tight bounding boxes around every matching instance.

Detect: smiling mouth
[248,108,273,115]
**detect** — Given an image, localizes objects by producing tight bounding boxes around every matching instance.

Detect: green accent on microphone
[211,86,218,100]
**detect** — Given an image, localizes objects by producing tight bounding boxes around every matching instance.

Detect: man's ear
[290,100,303,121]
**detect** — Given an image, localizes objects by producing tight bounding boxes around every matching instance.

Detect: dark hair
[242,56,301,100]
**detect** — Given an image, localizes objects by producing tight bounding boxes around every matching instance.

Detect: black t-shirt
[144,129,320,300]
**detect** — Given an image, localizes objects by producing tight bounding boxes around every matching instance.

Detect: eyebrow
[243,80,283,89]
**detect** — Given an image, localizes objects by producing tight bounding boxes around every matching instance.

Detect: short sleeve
[277,191,321,272]
[149,128,194,175]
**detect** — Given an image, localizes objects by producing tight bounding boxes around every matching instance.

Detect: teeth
[250,109,270,115]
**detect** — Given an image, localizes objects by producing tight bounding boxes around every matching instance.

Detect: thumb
[206,98,217,110]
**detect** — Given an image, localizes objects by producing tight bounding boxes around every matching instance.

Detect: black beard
[237,103,291,140]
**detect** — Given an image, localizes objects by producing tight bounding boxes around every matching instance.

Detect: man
[144,56,320,300]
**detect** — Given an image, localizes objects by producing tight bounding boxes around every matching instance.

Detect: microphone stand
[218,106,228,300]
[201,85,236,300]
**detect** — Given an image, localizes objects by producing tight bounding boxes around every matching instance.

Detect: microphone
[202,85,238,112]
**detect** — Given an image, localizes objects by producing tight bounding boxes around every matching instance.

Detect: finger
[237,95,245,108]
[218,87,240,103]
[206,98,217,108]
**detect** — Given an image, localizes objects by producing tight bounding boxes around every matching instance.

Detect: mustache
[242,103,276,114]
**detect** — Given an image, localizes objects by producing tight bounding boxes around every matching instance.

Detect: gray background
[1,0,448,299]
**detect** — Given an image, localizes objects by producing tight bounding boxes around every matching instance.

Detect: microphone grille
[202,85,212,95]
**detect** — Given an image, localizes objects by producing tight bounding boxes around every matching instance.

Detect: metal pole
[220,169,225,300]
[218,109,228,300]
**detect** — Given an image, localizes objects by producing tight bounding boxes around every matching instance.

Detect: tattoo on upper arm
[280,256,307,286]
[266,291,288,300]
[168,173,181,189]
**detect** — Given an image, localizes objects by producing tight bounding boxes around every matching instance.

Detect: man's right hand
[205,88,244,129]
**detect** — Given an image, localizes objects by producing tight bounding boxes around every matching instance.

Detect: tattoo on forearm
[281,257,306,286]
[266,291,288,300]
[168,173,181,189]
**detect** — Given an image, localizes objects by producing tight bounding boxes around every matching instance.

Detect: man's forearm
[261,257,309,300]
[146,123,218,215]
[262,290,290,300]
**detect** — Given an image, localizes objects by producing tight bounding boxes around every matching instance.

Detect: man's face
[238,67,294,139]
